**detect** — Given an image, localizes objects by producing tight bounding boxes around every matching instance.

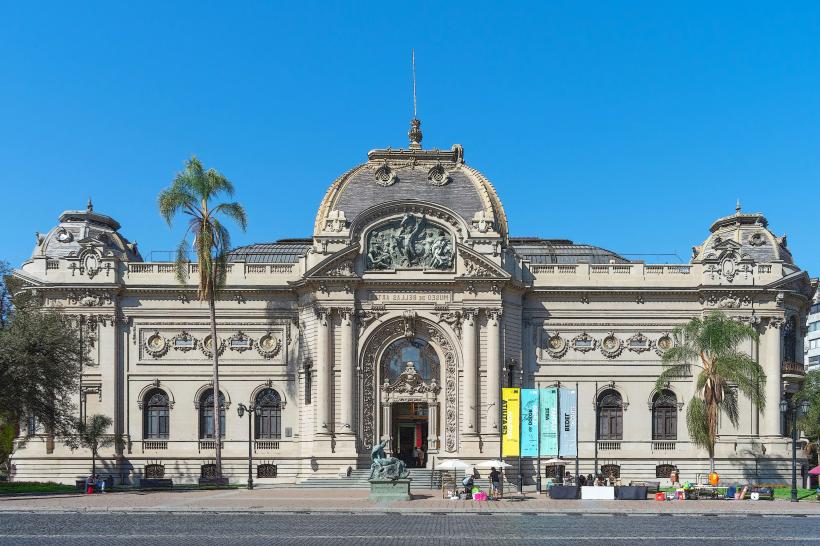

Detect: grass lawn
[0,481,77,495]
[773,487,817,501]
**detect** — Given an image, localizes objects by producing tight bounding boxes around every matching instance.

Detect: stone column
[339,308,355,434]
[382,403,392,454]
[761,318,783,437]
[486,309,502,432]
[751,327,760,436]
[428,403,439,452]
[462,309,478,436]
[315,307,331,434]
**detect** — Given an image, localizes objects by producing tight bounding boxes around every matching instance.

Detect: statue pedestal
[369,478,412,502]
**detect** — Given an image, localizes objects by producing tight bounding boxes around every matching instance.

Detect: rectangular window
[27,415,37,436]
[304,365,312,405]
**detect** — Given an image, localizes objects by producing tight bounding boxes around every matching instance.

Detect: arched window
[784,316,797,362]
[143,389,169,439]
[199,389,225,439]
[596,390,623,441]
[255,388,282,440]
[652,390,677,441]
[382,338,440,381]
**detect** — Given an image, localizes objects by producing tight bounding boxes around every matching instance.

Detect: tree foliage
[72,414,115,476]
[797,370,820,464]
[0,290,82,438]
[656,311,765,472]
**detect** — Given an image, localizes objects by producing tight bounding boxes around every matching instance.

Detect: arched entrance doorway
[359,314,459,457]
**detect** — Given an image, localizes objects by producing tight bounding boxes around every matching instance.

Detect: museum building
[11,120,816,485]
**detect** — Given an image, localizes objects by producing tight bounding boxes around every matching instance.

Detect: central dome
[314,121,507,240]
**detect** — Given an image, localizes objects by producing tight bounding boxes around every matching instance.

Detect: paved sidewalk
[1,488,819,515]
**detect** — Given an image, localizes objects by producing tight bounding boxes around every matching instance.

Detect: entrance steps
[292,468,494,490]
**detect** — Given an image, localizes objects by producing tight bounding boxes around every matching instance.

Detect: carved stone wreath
[600,332,624,359]
[227,331,254,353]
[626,332,651,353]
[427,164,451,186]
[257,333,282,359]
[374,164,397,187]
[571,332,597,353]
[546,333,569,359]
[200,334,226,358]
[144,331,169,358]
[654,333,674,356]
[171,331,197,352]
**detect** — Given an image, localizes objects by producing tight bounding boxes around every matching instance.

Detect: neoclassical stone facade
[11,121,816,485]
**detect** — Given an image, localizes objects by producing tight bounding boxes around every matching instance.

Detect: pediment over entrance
[381,361,440,401]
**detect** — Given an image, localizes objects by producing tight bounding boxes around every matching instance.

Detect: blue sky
[1,2,818,274]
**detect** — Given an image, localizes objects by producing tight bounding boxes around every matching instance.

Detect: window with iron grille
[596,390,623,440]
[255,388,282,440]
[200,464,218,479]
[143,389,170,439]
[600,464,620,479]
[257,464,277,478]
[652,390,677,441]
[304,364,312,405]
[655,464,676,479]
[145,464,165,479]
[199,390,226,439]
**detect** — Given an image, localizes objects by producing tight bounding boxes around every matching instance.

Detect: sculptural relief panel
[365,214,454,271]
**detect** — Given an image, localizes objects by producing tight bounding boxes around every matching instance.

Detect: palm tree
[158,156,247,477]
[656,310,766,473]
[76,414,115,479]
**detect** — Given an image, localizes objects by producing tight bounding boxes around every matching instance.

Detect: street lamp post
[780,398,810,502]
[237,403,256,490]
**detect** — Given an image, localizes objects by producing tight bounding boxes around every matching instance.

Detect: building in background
[807,293,820,372]
[10,119,818,486]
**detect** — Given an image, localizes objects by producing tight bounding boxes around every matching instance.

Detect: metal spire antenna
[412,49,417,118]
[408,49,423,149]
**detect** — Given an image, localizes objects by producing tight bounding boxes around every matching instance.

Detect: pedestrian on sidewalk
[489,467,501,500]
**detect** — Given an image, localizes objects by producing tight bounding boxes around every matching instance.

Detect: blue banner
[558,387,578,457]
[540,388,558,456]
[520,389,539,457]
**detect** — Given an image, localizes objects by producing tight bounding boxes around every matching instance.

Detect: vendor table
[548,486,579,499]
[581,486,615,500]
[615,486,647,500]
[691,486,728,500]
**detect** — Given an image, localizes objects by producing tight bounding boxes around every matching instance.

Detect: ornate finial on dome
[408,118,423,149]
[87,197,94,213]
[735,199,741,214]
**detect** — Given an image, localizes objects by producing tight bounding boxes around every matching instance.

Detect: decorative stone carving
[381,362,441,396]
[365,214,454,271]
[402,310,416,338]
[324,260,355,277]
[325,210,348,232]
[200,334,225,358]
[461,254,494,278]
[571,332,597,352]
[748,232,766,246]
[374,164,397,187]
[767,317,785,330]
[546,333,569,359]
[654,333,674,356]
[433,309,462,339]
[626,333,651,353]
[703,241,754,283]
[701,291,752,309]
[227,331,254,352]
[600,332,624,359]
[144,331,169,358]
[357,308,386,332]
[68,290,113,307]
[471,210,494,233]
[171,331,197,352]
[427,163,451,186]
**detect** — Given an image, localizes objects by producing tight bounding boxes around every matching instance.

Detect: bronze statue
[369,440,409,480]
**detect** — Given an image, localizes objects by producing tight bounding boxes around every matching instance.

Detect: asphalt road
[0,512,818,545]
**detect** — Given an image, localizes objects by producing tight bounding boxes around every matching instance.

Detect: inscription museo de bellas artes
[367,291,452,303]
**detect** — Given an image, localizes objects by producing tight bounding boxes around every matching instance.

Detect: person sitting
[85,474,95,494]
[462,473,475,499]
[95,474,107,493]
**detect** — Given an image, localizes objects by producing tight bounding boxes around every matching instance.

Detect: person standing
[489,467,501,500]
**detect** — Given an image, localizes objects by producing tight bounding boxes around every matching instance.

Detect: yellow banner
[501,388,520,457]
